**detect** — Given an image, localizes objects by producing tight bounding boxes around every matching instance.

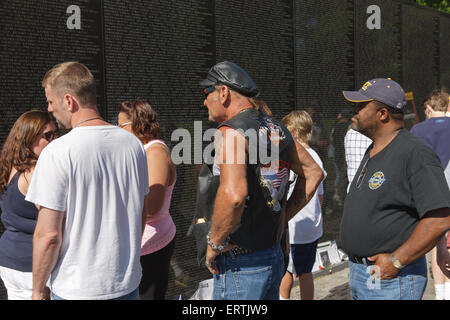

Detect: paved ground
[289,252,435,300]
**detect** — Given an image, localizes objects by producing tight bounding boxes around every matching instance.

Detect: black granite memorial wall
[402,4,440,120]
[354,0,402,87]
[215,0,295,120]
[440,14,450,91]
[294,0,355,114]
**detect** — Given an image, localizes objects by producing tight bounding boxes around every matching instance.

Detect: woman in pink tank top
[118,99,176,300]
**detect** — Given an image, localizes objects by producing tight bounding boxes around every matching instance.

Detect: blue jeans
[349,256,427,300]
[213,244,284,300]
[51,287,140,300]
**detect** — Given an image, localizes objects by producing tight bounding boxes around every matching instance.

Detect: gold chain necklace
[73,116,103,128]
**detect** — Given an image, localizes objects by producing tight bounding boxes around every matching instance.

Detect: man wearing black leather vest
[200,61,323,300]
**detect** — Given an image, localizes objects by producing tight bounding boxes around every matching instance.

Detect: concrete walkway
[289,252,435,300]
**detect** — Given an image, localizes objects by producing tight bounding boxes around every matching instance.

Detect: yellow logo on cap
[362,81,373,91]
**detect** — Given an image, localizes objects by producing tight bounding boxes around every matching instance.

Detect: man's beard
[350,119,359,132]
[55,118,67,130]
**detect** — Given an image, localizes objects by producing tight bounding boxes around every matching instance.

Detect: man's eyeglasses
[355,158,369,189]
[118,121,132,128]
[41,130,58,142]
[203,86,216,98]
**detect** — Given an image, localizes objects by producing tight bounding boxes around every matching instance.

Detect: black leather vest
[216,108,294,250]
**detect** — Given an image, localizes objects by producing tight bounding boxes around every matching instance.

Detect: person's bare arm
[286,139,324,221]
[32,206,65,300]
[436,232,450,277]
[145,144,173,216]
[369,207,450,279]
[141,143,174,235]
[205,127,248,274]
[142,193,150,236]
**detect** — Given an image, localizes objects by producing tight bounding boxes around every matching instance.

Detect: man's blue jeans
[213,244,284,300]
[349,256,427,300]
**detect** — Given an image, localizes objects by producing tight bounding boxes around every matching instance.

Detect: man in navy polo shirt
[411,89,450,299]
[411,89,450,186]
[340,78,450,300]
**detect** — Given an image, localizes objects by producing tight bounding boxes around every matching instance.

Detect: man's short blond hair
[42,61,96,107]
[423,89,449,112]
[281,110,313,143]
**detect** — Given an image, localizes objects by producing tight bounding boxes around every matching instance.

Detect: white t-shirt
[287,147,326,244]
[445,160,450,187]
[26,126,149,300]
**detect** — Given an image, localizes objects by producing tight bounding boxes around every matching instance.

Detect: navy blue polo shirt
[411,117,450,171]
[340,129,450,257]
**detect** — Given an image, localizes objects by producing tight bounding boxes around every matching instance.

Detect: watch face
[391,254,403,269]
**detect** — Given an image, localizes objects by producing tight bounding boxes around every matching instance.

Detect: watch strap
[390,253,405,269]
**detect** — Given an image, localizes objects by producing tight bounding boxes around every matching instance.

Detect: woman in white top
[118,99,176,300]
[279,111,327,300]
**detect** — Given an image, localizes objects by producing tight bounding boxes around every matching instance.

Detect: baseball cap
[343,78,407,112]
[200,61,260,98]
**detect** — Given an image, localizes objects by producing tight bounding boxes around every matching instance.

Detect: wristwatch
[206,232,230,252]
[390,253,405,269]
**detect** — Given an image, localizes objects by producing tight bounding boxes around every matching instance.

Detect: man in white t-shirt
[279,111,327,300]
[26,62,149,300]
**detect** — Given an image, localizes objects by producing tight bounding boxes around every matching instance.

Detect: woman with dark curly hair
[118,99,176,300]
[0,110,57,299]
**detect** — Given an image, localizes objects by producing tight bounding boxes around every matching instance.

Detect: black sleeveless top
[0,172,38,272]
[216,108,294,250]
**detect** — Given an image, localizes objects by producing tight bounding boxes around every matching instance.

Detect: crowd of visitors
[0,61,449,300]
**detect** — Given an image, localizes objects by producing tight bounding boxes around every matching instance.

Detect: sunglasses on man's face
[41,130,58,142]
[355,158,369,189]
[203,86,216,98]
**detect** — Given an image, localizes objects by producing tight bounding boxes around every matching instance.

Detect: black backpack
[193,163,220,265]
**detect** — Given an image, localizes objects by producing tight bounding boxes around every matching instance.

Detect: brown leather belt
[349,255,375,266]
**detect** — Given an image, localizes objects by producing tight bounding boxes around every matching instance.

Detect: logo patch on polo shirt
[368,171,385,190]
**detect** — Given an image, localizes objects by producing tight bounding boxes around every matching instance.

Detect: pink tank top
[141,140,176,255]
